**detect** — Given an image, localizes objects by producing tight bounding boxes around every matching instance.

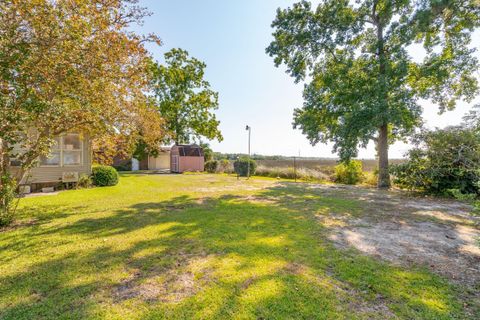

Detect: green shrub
[391,127,480,195]
[446,189,477,201]
[77,174,93,189]
[204,160,219,173]
[363,167,378,186]
[0,173,17,227]
[92,166,119,187]
[234,158,257,177]
[113,160,132,172]
[218,159,232,173]
[334,160,364,185]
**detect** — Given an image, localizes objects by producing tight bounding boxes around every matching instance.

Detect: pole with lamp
[245,125,251,179]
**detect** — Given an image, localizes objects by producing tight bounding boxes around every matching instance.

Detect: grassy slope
[0,174,473,319]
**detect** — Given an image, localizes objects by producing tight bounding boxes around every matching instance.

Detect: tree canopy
[150,48,223,145]
[267,0,480,188]
[391,125,480,195]
[0,0,163,181]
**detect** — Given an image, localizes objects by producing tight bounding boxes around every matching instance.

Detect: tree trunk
[0,138,9,180]
[375,10,390,189]
[377,124,390,189]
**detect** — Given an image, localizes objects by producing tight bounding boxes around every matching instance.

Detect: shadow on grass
[0,183,473,319]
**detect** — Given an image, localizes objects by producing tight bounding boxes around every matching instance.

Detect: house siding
[11,134,92,184]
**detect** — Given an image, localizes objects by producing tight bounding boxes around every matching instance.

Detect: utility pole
[246,125,251,179]
[236,156,240,180]
[294,150,300,183]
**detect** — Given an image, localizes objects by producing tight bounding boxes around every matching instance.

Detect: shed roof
[172,144,204,157]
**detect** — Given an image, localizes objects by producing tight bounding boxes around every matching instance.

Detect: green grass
[0,174,473,319]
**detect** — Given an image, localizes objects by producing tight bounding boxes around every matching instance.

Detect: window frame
[62,133,83,167]
[38,134,84,168]
[39,136,62,167]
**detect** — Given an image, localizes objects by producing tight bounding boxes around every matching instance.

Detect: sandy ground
[307,184,480,294]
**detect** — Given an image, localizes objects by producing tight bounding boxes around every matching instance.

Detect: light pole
[246,125,251,179]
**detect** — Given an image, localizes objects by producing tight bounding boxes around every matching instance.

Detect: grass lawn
[0,173,476,319]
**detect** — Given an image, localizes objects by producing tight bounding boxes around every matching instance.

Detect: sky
[137,0,480,159]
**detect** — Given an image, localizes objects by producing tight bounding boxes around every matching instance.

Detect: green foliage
[76,174,93,189]
[266,0,480,186]
[218,159,232,173]
[0,173,17,226]
[91,166,119,187]
[113,160,132,172]
[204,160,219,173]
[149,49,223,145]
[133,139,152,162]
[234,158,257,177]
[0,1,161,185]
[389,149,427,191]
[200,142,214,162]
[391,127,480,195]
[363,168,379,187]
[446,189,477,202]
[334,160,364,185]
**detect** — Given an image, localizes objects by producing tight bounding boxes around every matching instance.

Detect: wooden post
[293,156,297,182]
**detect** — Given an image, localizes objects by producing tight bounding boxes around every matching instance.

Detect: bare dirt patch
[305,184,480,292]
[113,252,216,304]
[195,179,279,194]
[337,285,398,319]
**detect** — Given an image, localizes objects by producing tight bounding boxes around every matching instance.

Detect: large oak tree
[267,0,480,188]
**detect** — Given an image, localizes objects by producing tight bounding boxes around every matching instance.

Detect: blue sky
[138,0,480,158]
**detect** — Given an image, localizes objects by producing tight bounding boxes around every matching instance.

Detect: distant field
[256,159,406,172]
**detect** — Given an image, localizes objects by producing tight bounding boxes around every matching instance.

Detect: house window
[39,134,83,167]
[40,137,61,166]
[62,134,82,166]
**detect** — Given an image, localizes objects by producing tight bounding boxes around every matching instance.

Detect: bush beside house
[77,174,93,189]
[92,166,119,187]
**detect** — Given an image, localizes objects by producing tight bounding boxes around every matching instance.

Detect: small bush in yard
[218,159,232,173]
[234,158,257,177]
[334,160,364,185]
[204,160,219,173]
[77,174,93,189]
[92,166,119,186]
[363,168,378,186]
